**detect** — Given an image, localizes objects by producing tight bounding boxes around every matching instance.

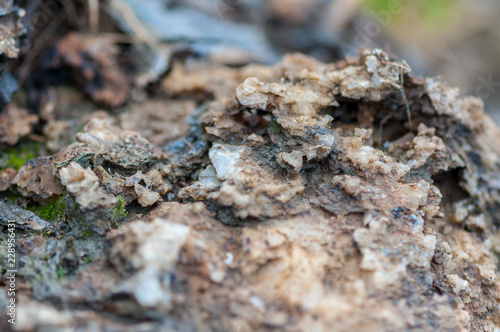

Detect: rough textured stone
[3,50,500,332]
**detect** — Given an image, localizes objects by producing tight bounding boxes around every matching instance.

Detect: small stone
[134,182,161,207]
[0,201,52,231]
[59,162,117,210]
[236,77,269,110]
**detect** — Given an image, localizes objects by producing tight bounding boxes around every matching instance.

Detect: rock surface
[0,104,38,146]
[2,50,500,332]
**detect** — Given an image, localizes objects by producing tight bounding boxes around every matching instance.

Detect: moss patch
[362,0,458,30]
[267,117,284,136]
[0,141,41,170]
[57,264,67,280]
[30,193,67,222]
[1,193,22,204]
[112,195,128,222]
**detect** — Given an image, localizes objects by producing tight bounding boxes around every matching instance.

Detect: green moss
[33,193,67,222]
[267,117,283,136]
[57,264,67,280]
[362,0,394,13]
[0,141,40,170]
[419,0,457,28]
[84,255,93,264]
[362,0,458,30]
[112,195,128,222]
[2,193,22,204]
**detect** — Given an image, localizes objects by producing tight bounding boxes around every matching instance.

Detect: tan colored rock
[0,104,38,145]
[134,182,161,207]
[12,156,64,201]
[107,217,190,311]
[7,50,500,332]
[76,113,162,172]
[119,100,195,146]
[51,32,130,107]
[59,162,117,210]
[0,168,16,191]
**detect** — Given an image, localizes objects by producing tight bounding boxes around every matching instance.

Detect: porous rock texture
[3,50,500,332]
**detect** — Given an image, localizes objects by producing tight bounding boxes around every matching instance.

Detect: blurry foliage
[57,264,67,280]
[0,140,40,170]
[419,0,457,29]
[362,0,458,30]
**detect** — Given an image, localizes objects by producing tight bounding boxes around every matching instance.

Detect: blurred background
[156,0,500,121]
[16,0,500,122]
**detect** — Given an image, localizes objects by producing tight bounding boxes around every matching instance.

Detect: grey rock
[0,201,52,231]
